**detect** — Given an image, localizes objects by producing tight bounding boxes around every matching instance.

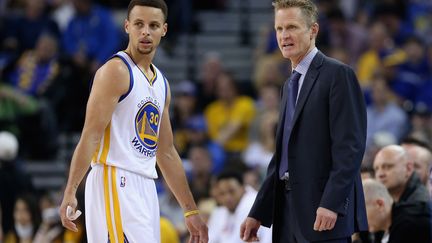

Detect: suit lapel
[291,52,324,127]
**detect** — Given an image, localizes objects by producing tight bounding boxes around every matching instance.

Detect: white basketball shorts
[85,164,160,243]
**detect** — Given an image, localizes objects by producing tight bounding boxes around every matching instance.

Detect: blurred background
[0,0,431,242]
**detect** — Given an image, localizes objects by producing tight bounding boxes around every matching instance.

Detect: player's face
[274,7,318,64]
[125,5,167,55]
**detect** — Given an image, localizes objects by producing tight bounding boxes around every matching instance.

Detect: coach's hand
[314,207,337,231]
[240,217,261,242]
[59,193,79,232]
[185,214,208,243]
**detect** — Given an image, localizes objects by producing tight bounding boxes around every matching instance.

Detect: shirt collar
[293,47,318,75]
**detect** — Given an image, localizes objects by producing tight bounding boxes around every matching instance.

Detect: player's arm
[156,82,208,243]
[60,58,129,232]
[156,82,196,211]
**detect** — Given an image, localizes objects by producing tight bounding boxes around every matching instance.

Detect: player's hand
[240,217,261,242]
[314,207,337,231]
[185,214,208,243]
[59,193,80,232]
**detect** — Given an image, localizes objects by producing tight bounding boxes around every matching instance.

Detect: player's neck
[125,47,154,71]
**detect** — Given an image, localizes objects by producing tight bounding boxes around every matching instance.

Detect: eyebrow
[133,18,162,24]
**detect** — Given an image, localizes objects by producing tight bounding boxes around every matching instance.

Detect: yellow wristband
[184,210,200,218]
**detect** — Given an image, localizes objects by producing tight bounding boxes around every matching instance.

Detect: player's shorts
[85,164,160,243]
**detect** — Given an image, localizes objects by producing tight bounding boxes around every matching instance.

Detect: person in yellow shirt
[204,72,256,155]
[160,216,180,243]
[356,21,405,87]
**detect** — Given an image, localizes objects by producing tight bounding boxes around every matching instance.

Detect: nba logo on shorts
[120,176,126,187]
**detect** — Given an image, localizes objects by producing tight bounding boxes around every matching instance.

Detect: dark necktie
[279,70,301,178]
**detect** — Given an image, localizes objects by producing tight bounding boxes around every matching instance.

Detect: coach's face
[125,5,167,55]
[274,7,318,66]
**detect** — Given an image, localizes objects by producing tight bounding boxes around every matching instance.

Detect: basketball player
[59,1,208,243]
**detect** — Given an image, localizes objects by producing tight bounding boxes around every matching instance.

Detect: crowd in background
[0,0,431,242]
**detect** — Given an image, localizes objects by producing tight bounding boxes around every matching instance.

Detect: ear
[406,160,414,173]
[310,22,319,40]
[162,23,168,37]
[376,198,386,209]
[124,19,129,34]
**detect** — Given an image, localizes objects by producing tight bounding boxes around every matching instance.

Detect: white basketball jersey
[91,51,167,179]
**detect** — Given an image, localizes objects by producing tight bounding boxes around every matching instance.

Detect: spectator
[50,0,75,32]
[366,75,408,148]
[204,72,256,157]
[326,47,350,65]
[373,145,429,204]
[415,79,432,118]
[363,178,431,243]
[196,52,224,111]
[171,80,200,157]
[208,171,271,243]
[33,192,84,243]
[3,34,60,158]
[401,140,432,186]
[243,110,278,173]
[60,0,123,132]
[356,21,401,87]
[184,116,226,174]
[7,34,60,97]
[253,25,279,59]
[0,131,34,235]
[62,0,122,73]
[407,106,432,149]
[363,131,398,172]
[4,194,40,243]
[325,7,368,66]
[0,84,37,141]
[160,216,180,243]
[408,1,432,44]
[248,83,280,141]
[4,0,59,54]
[253,54,288,89]
[391,36,430,103]
[360,164,374,181]
[186,145,213,202]
[373,3,413,46]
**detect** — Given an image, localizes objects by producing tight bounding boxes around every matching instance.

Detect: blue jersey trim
[122,52,157,86]
[161,73,168,105]
[113,54,134,102]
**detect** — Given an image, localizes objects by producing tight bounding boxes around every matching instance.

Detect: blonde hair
[272,0,318,27]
